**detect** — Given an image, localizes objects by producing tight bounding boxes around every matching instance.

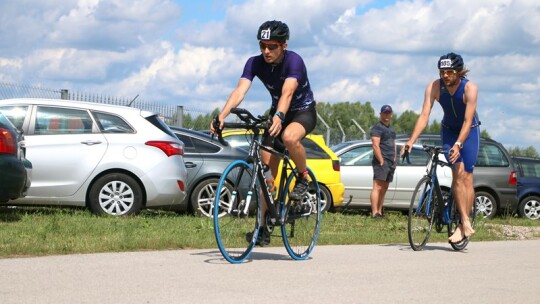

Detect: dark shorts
[372,160,396,182]
[263,104,317,151]
[441,125,480,173]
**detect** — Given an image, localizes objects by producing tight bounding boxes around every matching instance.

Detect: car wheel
[518,196,540,220]
[475,191,497,219]
[190,177,231,218]
[88,173,143,216]
[318,185,332,212]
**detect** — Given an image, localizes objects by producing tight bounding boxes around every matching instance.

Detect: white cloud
[0,0,539,151]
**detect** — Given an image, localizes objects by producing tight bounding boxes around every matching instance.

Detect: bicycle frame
[415,147,448,217]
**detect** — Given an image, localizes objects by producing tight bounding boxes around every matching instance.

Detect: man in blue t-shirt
[370,105,396,218]
[211,20,317,246]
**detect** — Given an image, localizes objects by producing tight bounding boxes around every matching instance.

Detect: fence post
[316,113,330,145]
[175,105,184,127]
[336,120,346,143]
[61,89,69,100]
[351,119,367,140]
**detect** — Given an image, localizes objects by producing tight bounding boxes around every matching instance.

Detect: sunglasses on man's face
[259,41,281,51]
[439,69,457,76]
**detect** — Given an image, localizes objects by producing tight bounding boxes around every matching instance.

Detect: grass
[1,206,539,258]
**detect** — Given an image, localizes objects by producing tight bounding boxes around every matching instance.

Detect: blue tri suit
[438,78,480,173]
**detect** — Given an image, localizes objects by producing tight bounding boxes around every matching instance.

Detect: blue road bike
[212,108,322,264]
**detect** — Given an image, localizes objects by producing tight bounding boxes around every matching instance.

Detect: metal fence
[0,81,185,126]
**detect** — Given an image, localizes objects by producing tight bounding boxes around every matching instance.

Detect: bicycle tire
[408,176,438,251]
[213,160,261,264]
[448,197,477,251]
[281,167,322,260]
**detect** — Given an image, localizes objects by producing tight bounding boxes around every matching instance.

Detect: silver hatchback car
[0,98,187,215]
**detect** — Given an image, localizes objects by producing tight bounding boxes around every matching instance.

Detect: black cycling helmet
[438,52,464,71]
[257,20,289,42]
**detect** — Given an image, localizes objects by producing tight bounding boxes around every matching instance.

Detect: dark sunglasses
[259,41,281,51]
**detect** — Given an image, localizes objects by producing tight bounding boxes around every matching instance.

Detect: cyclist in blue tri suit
[211,20,317,245]
[403,52,480,243]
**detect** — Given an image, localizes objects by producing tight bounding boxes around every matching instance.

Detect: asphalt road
[1,240,538,304]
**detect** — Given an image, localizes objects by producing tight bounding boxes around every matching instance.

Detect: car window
[303,138,330,159]
[517,159,540,178]
[0,105,29,131]
[398,144,430,166]
[92,111,134,133]
[339,145,373,166]
[476,143,509,167]
[224,134,252,149]
[176,133,220,154]
[0,106,28,130]
[145,114,176,138]
[34,106,93,135]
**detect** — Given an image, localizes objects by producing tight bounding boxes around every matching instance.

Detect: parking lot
[1,240,538,303]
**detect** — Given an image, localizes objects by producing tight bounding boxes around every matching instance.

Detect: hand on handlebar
[268,115,282,137]
[401,144,411,164]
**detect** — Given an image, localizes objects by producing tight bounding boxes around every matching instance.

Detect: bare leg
[370,179,389,216]
[449,163,476,242]
[281,122,307,174]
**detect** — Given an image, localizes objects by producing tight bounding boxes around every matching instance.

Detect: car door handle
[81,140,103,146]
[185,162,197,168]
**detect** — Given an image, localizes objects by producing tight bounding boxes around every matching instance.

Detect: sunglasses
[259,41,281,51]
[439,69,457,76]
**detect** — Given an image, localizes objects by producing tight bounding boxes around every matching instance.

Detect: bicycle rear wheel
[448,198,477,251]
[213,160,261,264]
[408,176,438,251]
[281,167,322,260]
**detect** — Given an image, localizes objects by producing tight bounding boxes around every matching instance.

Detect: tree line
[180,101,538,158]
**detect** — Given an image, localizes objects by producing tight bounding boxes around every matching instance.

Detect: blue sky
[1,0,539,151]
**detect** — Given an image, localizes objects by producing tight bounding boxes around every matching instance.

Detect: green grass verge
[1,207,539,258]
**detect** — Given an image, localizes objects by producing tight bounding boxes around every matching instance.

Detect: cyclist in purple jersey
[211,20,317,246]
[403,52,479,244]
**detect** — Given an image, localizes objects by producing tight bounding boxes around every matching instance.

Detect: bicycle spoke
[281,167,321,260]
[408,176,437,251]
[214,160,260,263]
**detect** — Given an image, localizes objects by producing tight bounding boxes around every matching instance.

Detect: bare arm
[449,80,478,162]
[372,136,384,165]
[404,79,438,152]
[210,79,252,132]
[268,77,298,136]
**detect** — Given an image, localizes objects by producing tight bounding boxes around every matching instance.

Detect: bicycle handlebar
[212,108,272,146]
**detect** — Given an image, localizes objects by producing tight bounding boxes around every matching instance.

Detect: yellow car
[221,130,344,211]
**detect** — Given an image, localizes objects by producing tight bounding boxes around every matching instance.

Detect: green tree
[508,146,540,158]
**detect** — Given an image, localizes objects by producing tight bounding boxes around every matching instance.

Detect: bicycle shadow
[193,248,302,264]
[381,243,470,253]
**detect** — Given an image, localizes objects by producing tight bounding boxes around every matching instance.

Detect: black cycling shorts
[263,103,317,152]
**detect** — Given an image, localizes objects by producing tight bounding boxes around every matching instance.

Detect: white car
[0,98,188,216]
[331,140,452,210]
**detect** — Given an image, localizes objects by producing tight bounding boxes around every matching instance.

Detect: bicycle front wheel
[213,160,261,264]
[408,176,438,251]
[448,198,477,251]
[281,167,322,260]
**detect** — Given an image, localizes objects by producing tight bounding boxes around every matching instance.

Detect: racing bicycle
[212,108,322,264]
[406,144,477,251]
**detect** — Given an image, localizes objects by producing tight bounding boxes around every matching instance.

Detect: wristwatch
[275,111,285,123]
[454,141,463,149]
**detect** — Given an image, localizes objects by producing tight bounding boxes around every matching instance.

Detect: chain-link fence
[0,81,185,126]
